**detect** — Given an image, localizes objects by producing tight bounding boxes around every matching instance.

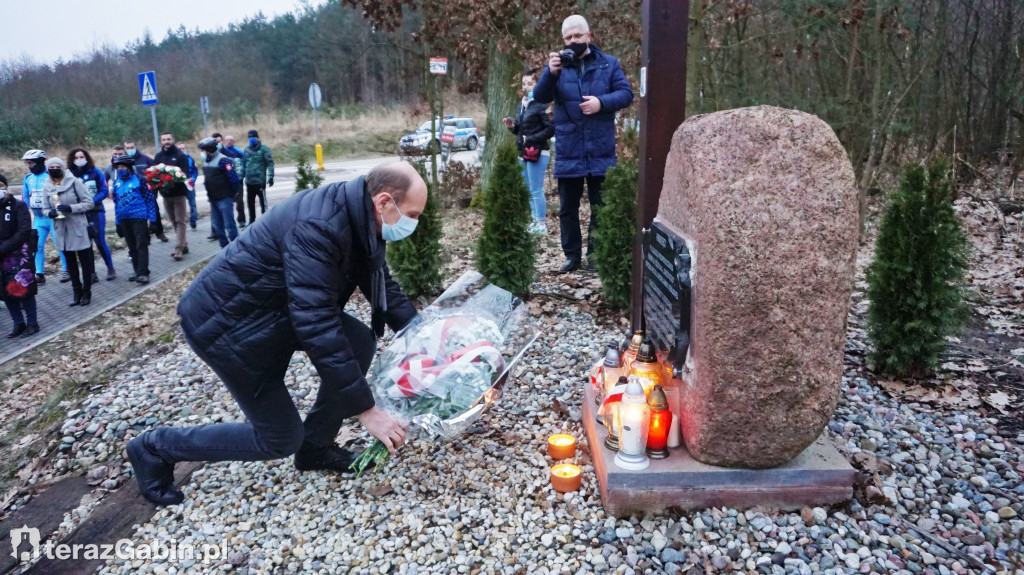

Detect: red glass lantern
[646,384,670,459]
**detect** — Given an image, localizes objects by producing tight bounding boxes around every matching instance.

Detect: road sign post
[138,71,159,153]
[309,83,324,171]
[200,97,210,136]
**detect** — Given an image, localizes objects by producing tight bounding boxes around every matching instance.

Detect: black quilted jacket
[177,176,416,416]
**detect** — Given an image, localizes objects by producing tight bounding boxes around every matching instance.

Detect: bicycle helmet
[111,154,135,167]
[21,149,46,161]
[197,137,219,153]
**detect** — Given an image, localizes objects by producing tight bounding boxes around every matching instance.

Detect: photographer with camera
[533,14,633,273]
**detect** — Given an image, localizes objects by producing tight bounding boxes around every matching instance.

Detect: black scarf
[342,176,388,337]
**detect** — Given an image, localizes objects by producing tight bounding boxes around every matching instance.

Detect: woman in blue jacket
[68,148,116,281]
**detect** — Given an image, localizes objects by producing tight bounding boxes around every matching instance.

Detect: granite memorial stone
[655,105,859,468]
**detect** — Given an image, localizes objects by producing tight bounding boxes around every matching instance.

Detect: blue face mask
[249,137,259,146]
[527,90,534,98]
[126,149,137,157]
[116,168,130,179]
[381,198,418,242]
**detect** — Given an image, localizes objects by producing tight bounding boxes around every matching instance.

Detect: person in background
[197,138,242,247]
[153,132,192,261]
[111,154,156,285]
[504,68,555,235]
[178,143,199,230]
[103,144,126,183]
[0,174,39,337]
[125,140,168,243]
[219,135,246,228]
[240,129,275,225]
[20,149,68,284]
[68,148,116,281]
[533,14,634,273]
[41,158,95,306]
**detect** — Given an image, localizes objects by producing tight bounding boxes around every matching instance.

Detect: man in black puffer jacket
[127,162,427,505]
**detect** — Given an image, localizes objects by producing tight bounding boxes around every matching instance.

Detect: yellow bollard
[315,143,324,171]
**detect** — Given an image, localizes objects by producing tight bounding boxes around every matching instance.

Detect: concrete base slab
[583,384,855,517]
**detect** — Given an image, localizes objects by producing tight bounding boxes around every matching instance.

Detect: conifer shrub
[866,159,970,377]
[294,154,324,193]
[592,129,639,309]
[386,162,444,297]
[475,140,535,296]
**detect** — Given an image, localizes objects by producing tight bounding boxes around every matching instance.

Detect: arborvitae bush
[592,128,638,309]
[866,159,970,377]
[386,162,444,297]
[475,140,535,296]
[294,154,324,193]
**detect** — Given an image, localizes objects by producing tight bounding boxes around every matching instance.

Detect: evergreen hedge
[866,159,970,377]
[386,162,444,298]
[475,140,535,296]
[592,130,639,309]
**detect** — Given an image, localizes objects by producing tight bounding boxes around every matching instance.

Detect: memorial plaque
[643,219,691,376]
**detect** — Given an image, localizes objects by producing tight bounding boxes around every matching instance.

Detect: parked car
[399,116,479,155]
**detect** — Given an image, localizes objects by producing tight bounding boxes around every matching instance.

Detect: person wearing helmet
[41,158,95,306]
[111,154,157,284]
[124,140,169,244]
[21,149,69,284]
[197,137,242,247]
[0,173,40,337]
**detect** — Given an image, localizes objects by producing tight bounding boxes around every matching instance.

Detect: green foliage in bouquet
[387,162,444,297]
[475,140,535,297]
[294,154,324,193]
[866,159,970,377]
[592,128,639,309]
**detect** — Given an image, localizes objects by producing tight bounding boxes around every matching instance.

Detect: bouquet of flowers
[350,271,539,475]
[143,163,187,194]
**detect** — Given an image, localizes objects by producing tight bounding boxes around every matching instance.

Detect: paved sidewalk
[0,220,223,366]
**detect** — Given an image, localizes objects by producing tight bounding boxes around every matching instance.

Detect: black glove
[267,178,274,187]
[115,224,124,238]
[46,209,58,219]
[57,204,73,214]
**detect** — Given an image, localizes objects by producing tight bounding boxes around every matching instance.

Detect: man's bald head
[368,162,428,234]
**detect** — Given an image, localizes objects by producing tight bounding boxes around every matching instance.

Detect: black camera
[558,48,577,68]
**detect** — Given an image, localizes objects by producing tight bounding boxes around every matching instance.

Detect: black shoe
[584,260,597,273]
[91,272,100,284]
[128,274,137,282]
[7,324,26,338]
[23,324,39,337]
[126,432,184,505]
[136,275,149,284]
[107,268,117,281]
[80,290,92,306]
[35,274,46,285]
[294,443,360,474]
[156,233,169,243]
[190,223,197,230]
[207,233,217,241]
[559,259,580,273]
[69,287,82,306]
[59,271,71,283]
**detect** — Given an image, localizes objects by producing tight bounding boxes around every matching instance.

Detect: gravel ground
[13,204,1024,574]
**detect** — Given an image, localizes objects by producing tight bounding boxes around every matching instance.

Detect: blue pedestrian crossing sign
[138,71,158,106]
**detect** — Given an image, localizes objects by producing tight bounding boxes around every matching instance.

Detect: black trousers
[122,218,151,276]
[149,199,165,235]
[245,184,267,224]
[63,248,95,292]
[149,313,377,463]
[234,191,246,224]
[557,175,605,262]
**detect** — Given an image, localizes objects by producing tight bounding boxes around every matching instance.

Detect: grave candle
[614,378,651,470]
[550,464,582,492]
[547,434,577,460]
[646,384,670,459]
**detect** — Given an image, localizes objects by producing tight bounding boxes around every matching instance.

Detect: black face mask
[48,168,64,179]
[29,161,46,175]
[568,42,588,59]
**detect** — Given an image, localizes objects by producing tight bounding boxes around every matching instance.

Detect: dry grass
[0,92,487,187]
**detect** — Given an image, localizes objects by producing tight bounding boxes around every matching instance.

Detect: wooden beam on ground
[0,477,93,574]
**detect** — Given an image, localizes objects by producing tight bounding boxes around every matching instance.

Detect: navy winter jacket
[177,177,416,417]
[533,46,634,178]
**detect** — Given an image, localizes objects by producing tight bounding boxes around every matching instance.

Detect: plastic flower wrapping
[351,271,539,475]
[143,164,187,193]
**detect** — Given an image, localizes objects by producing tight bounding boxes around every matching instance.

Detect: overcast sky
[1,0,324,66]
